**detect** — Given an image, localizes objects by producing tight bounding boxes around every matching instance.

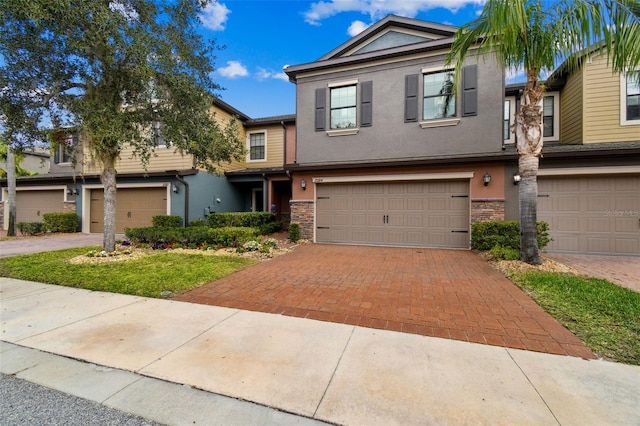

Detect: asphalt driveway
[175,244,596,359]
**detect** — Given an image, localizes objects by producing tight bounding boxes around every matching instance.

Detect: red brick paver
[175,244,596,359]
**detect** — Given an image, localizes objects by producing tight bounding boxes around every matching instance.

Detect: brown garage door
[16,190,65,223]
[538,175,640,255]
[90,187,168,233]
[316,180,470,248]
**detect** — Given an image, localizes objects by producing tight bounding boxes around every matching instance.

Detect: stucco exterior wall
[294,52,504,165]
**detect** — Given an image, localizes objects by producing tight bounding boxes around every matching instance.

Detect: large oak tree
[1,0,243,250]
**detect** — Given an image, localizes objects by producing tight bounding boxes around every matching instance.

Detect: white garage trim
[312,172,474,184]
[2,186,68,229]
[538,165,640,177]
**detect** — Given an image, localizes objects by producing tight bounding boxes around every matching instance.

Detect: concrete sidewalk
[1,278,639,425]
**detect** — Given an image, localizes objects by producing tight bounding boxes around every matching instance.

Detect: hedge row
[124,226,260,248]
[471,220,551,251]
[17,212,79,235]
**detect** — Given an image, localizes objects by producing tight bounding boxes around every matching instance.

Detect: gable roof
[285,15,458,82]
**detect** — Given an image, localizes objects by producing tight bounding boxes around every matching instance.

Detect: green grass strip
[509,271,640,365]
[0,247,256,298]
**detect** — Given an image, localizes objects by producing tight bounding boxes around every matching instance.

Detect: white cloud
[505,66,526,83]
[201,2,231,31]
[304,0,484,25]
[218,61,248,78]
[347,20,370,36]
[256,67,290,82]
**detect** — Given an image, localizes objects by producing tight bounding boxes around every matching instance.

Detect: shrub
[124,225,258,248]
[152,215,182,228]
[242,240,261,251]
[188,219,207,227]
[471,220,551,251]
[258,220,282,235]
[43,212,79,233]
[209,227,259,247]
[17,221,45,236]
[289,223,300,243]
[490,245,521,261]
[207,212,276,229]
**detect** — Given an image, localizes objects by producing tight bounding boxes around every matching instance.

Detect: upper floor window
[330,85,357,129]
[153,121,167,147]
[503,99,511,140]
[54,135,75,164]
[542,96,555,137]
[247,131,266,161]
[624,71,639,122]
[423,70,455,120]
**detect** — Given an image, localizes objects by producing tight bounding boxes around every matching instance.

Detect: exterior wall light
[172,184,179,193]
[301,179,307,190]
[513,173,521,185]
[483,172,492,187]
[66,187,78,195]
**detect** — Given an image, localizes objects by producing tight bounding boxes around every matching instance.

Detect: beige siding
[560,68,583,144]
[83,104,244,174]
[220,123,285,172]
[583,55,639,143]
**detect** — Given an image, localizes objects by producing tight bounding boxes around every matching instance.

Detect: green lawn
[509,271,640,365]
[0,247,256,298]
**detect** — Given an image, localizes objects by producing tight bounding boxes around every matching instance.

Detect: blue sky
[200,0,509,119]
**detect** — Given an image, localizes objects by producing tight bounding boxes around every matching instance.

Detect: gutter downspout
[175,174,189,226]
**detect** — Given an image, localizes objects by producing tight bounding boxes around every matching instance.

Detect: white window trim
[327,79,358,88]
[326,128,359,137]
[543,91,560,142]
[246,129,267,162]
[419,118,460,128]
[503,96,516,144]
[620,71,640,126]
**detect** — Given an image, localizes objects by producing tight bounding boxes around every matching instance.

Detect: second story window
[248,131,266,161]
[543,96,555,137]
[330,85,357,129]
[423,70,455,120]
[54,135,75,164]
[503,100,511,140]
[625,71,639,121]
[153,121,167,147]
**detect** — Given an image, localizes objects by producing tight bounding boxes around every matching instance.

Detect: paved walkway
[548,254,640,293]
[176,244,594,359]
[0,233,104,258]
[2,278,639,425]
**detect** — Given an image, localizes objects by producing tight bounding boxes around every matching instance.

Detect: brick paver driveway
[175,244,595,359]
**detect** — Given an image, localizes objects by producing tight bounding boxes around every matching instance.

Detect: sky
[199,0,519,119]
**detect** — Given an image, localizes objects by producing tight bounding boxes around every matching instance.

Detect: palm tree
[447,0,640,264]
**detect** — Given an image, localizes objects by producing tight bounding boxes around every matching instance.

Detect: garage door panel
[316,180,469,248]
[538,176,639,255]
[16,190,65,224]
[90,187,167,233]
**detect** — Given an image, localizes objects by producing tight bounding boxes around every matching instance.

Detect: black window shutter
[53,145,60,164]
[462,65,478,117]
[405,74,419,122]
[315,88,326,131]
[360,81,373,127]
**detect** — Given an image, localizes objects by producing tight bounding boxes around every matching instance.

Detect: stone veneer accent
[471,199,505,223]
[63,201,77,214]
[290,200,314,240]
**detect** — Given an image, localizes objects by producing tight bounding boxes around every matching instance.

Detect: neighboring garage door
[16,190,65,223]
[538,175,640,255]
[90,187,168,233]
[316,180,470,248]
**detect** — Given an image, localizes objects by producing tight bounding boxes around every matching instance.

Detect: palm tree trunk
[518,154,541,264]
[6,146,17,237]
[102,163,117,252]
[516,73,544,265]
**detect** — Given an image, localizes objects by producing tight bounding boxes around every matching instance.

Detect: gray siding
[295,53,504,165]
